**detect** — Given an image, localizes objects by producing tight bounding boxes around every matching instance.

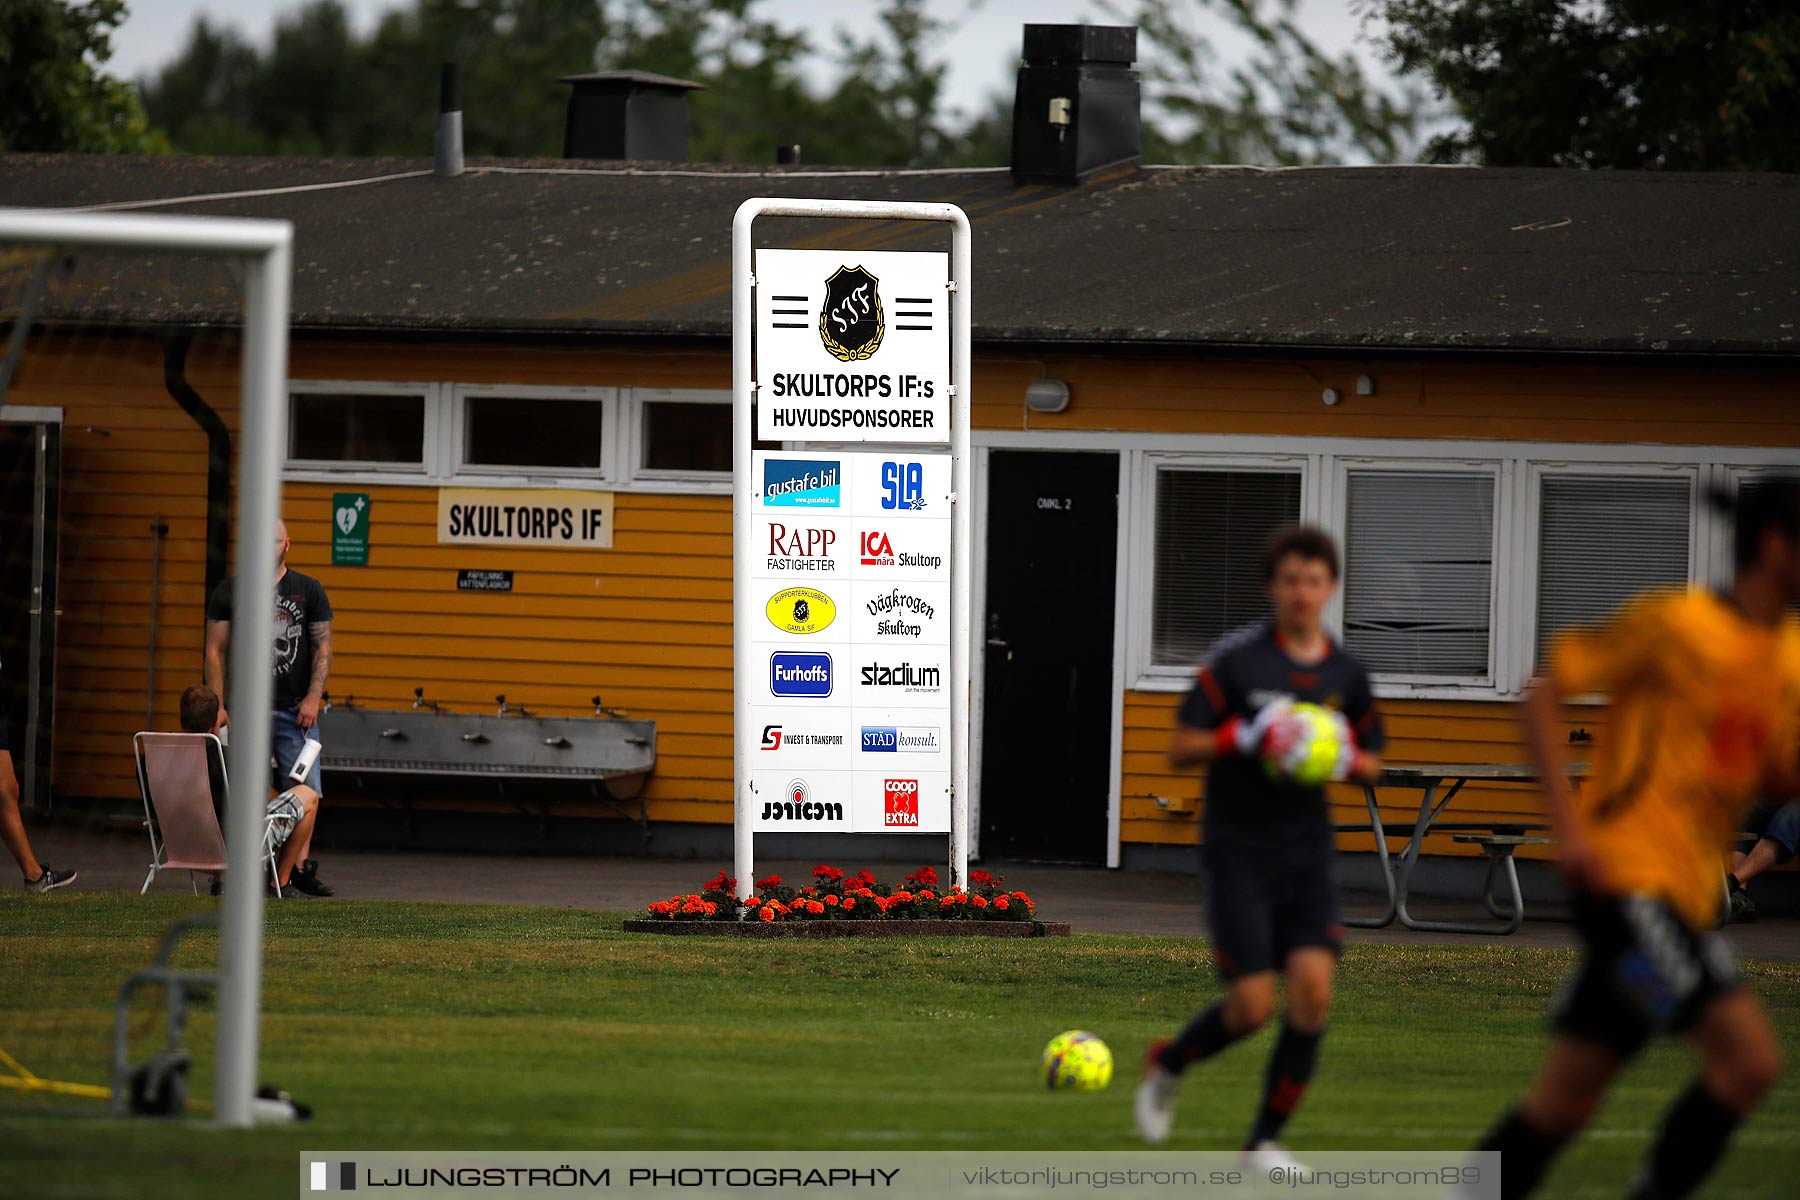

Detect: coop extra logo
[766,587,837,635]
[819,265,884,362]
[883,778,920,827]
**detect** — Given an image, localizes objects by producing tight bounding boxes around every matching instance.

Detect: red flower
[757,874,782,890]
[806,900,824,915]
[843,896,857,912]
[906,866,939,888]
[758,906,775,922]
[970,869,993,885]
[813,864,846,882]
[824,894,840,907]
[971,895,989,909]
[994,897,1010,911]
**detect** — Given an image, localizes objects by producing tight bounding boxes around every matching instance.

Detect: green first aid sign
[332,492,370,565]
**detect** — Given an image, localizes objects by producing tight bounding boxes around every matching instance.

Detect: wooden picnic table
[1340,762,1586,935]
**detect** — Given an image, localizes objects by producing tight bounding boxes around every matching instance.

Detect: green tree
[1103,0,1421,165]
[1373,0,1800,169]
[0,0,168,153]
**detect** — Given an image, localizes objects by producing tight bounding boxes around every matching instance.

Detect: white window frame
[1324,455,1507,693]
[1520,460,1704,682]
[284,379,440,477]
[623,387,733,493]
[448,383,619,486]
[1130,449,1315,689]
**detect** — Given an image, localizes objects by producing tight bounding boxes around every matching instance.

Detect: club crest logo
[819,265,883,362]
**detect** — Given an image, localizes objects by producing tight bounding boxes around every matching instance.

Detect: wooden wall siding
[10,332,1800,840]
[1121,691,1606,860]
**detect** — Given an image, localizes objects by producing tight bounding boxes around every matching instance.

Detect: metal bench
[316,691,657,843]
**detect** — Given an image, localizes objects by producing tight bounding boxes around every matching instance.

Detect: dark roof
[4,153,1798,356]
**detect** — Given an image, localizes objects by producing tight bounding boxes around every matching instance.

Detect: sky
[106,0,1403,128]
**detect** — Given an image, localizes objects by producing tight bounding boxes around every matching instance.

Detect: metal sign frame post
[731,197,972,900]
[0,208,292,1127]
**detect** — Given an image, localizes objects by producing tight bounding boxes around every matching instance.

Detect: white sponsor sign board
[754,249,949,444]
[750,450,951,833]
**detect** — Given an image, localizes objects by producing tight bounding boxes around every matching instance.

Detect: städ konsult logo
[770,652,833,698]
[764,459,842,508]
[879,461,927,511]
[860,726,943,754]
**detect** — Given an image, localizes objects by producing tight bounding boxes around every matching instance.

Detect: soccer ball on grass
[1041,1030,1113,1092]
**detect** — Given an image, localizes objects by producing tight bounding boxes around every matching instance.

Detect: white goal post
[0,208,293,1128]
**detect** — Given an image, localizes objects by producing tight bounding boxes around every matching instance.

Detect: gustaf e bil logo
[819,265,884,362]
[766,587,837,635]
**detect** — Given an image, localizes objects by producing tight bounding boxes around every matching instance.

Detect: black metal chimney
[1010,25,1140,185]
[558,70,704,161]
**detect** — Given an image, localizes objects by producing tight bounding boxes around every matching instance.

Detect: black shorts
[1201,835,1342,980]
[1552,892,1741,1058]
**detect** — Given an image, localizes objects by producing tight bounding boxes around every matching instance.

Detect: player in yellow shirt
[1473,478,1800,1200]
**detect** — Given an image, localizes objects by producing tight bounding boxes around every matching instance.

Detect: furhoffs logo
[819,265,883,362]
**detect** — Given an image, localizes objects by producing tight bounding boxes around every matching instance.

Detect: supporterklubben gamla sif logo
[819,265,884,362]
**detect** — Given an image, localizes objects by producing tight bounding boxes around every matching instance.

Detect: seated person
[177,685,320,898]
[1727,799,1800,922]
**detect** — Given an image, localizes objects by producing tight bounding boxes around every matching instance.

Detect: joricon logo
[883,778,920,827]
[759,778,844,823]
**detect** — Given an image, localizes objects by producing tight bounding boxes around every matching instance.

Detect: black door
[979,451,1119,862]
[0,419,58,814]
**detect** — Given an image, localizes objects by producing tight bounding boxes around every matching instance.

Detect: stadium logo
[880,460,927,511]
[859,660,942,692]
[819,265,883,362]
[883,778,920,827]
[767,523,838,571]
[760,778,844,823]
[766,587,836,635]
[763,459,841,508]
[762,724,845,751]
[770,652,832,697]
[860,726,943,754]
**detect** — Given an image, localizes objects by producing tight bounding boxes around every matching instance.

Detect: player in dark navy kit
[1136,527,1383,1176]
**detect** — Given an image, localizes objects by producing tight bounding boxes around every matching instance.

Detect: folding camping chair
[133,732,286,897]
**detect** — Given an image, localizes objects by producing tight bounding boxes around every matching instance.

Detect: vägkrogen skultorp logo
[819,265,883,362]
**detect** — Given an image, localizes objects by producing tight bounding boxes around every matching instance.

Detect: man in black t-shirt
[1135,527,1384,1176]
[205,518,334,896]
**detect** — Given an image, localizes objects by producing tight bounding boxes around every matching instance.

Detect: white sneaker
[1241,1141,1314,1182]
[1133,1045,1180,1144]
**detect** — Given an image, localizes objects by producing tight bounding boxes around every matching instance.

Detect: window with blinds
[1343,470,1495,678]
[1536,475,1691,662]
[1152,468,1302,666]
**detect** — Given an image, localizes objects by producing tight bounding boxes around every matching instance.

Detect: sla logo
[769,652,833,697]
[883,778,920,827]
[764,459,842,508]
[880,461,927,511]
[768,523,838,571]
[860,726,944,754]
[766,587,837,635]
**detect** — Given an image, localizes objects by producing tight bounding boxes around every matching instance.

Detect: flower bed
[642,865,1038,925]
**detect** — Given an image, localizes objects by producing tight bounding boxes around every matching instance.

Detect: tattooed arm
[297,620,332,728]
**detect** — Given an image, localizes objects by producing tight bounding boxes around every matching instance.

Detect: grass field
[2,895,1797,1199]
